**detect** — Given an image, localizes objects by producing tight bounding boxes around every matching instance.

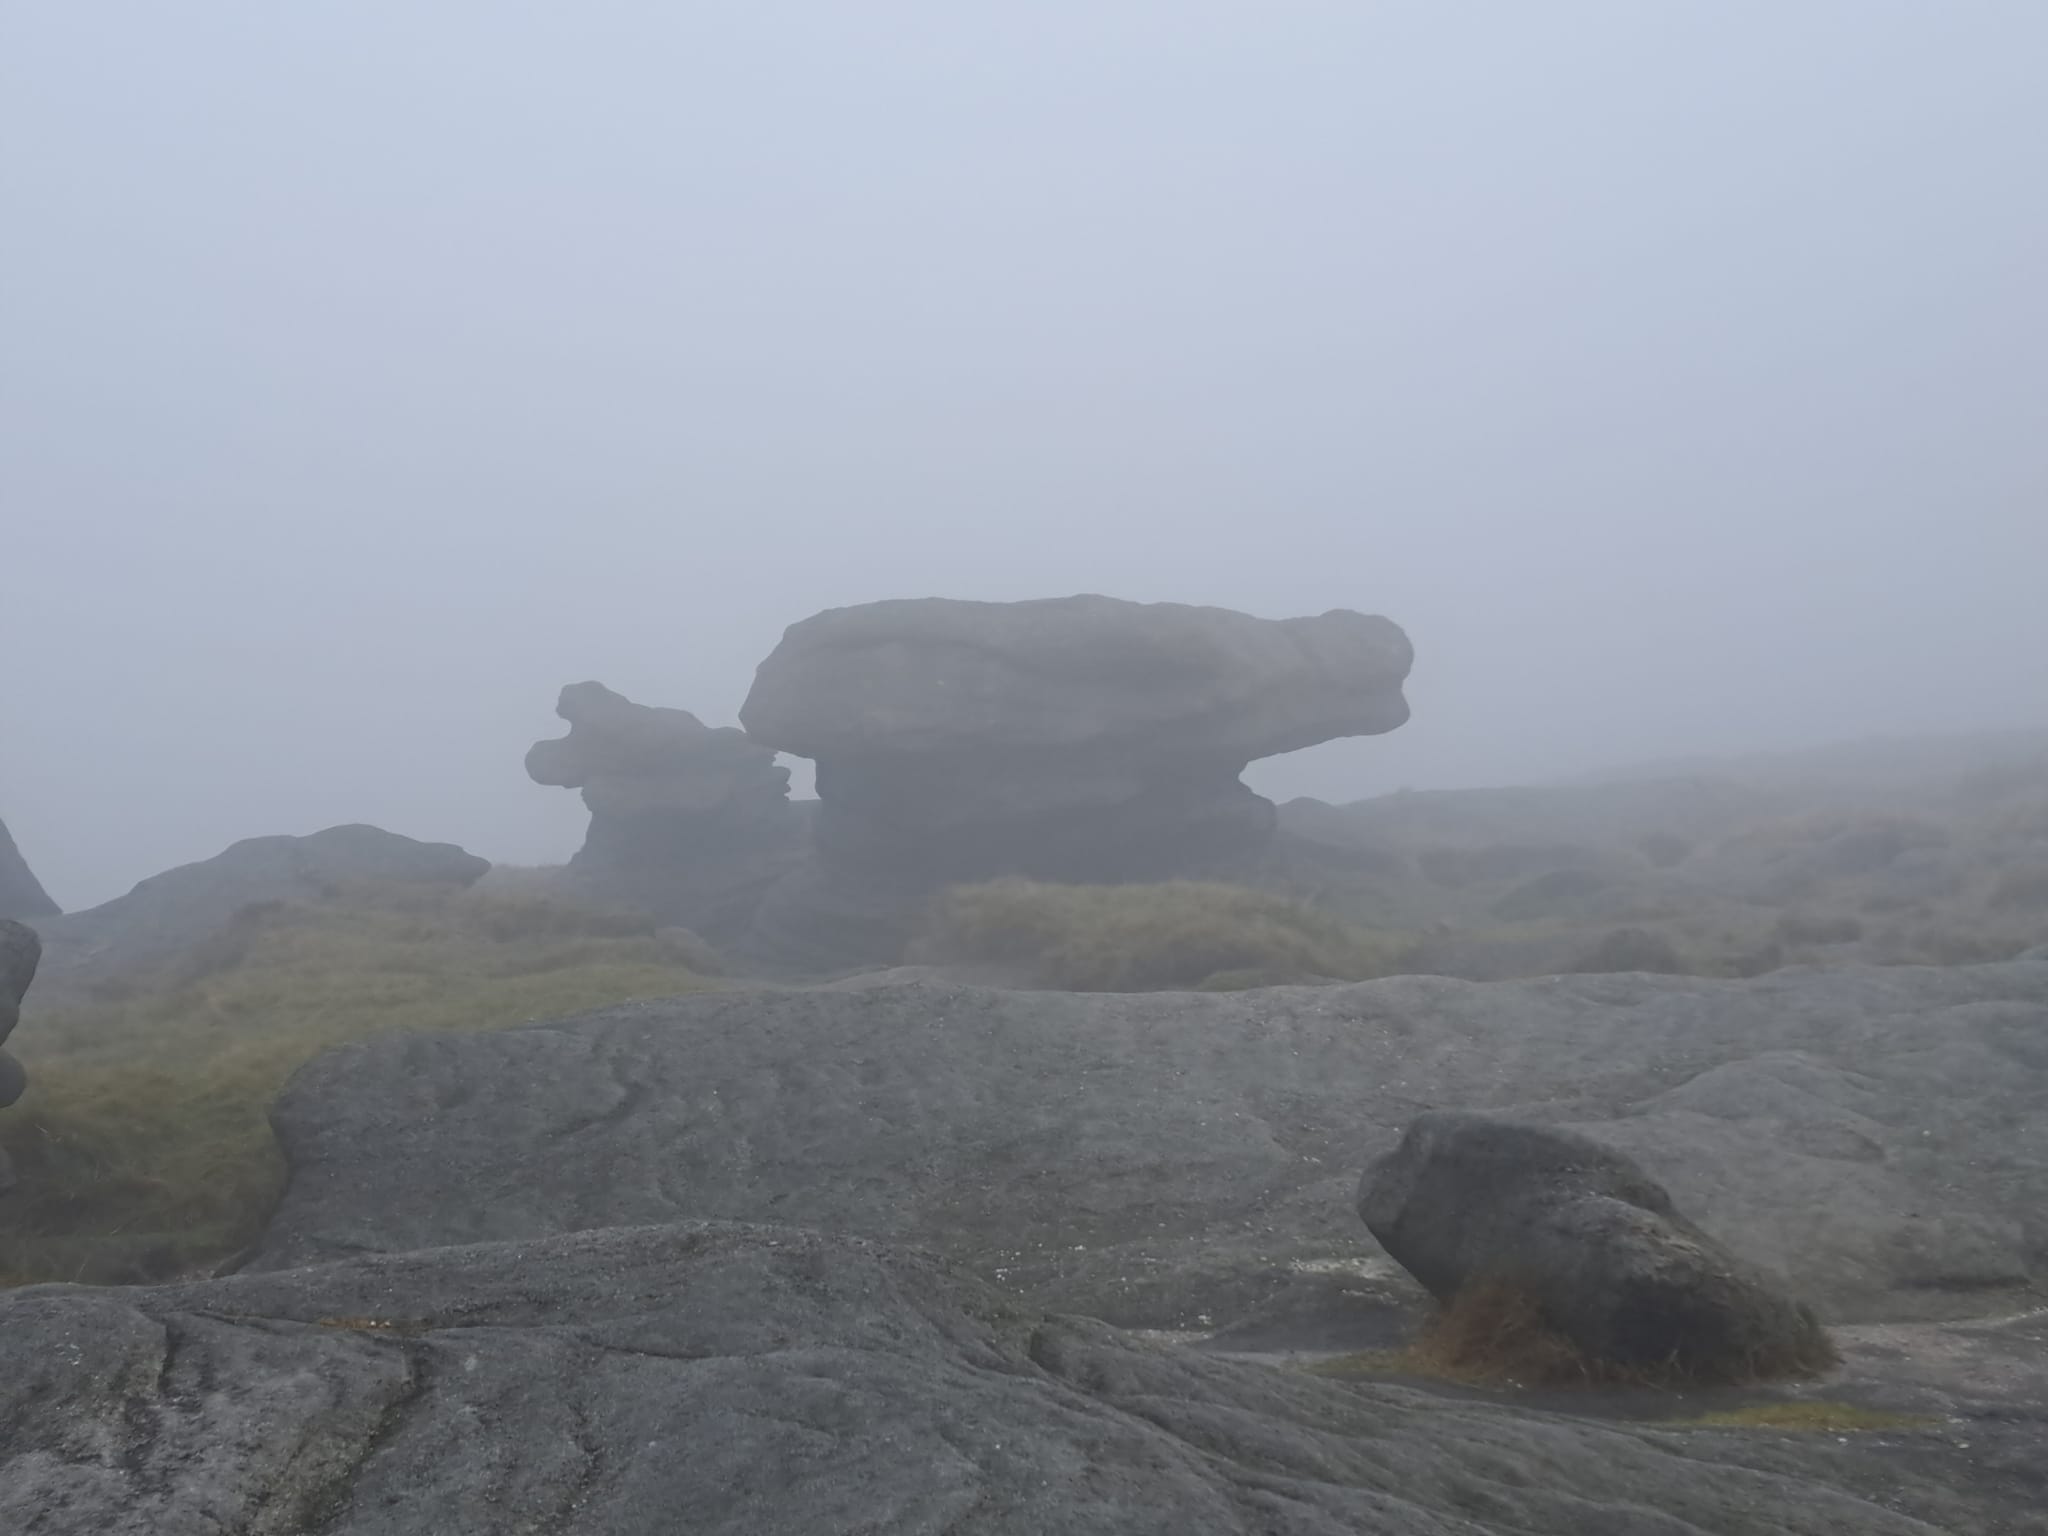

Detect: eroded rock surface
[3,1222,2037,1535]
[254,956,2048,1327]
[525,681,807,937]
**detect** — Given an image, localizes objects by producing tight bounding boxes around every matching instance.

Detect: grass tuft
[1310,1279,1835,1390]
[0,882,718,1287]
[1674,1401,1933,1432]
[911,878,1407,992]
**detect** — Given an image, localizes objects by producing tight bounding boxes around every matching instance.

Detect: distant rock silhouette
[525,682,807,939]
[739,595,1413,966]
[0,919,42,1191]
[0,817,57,921]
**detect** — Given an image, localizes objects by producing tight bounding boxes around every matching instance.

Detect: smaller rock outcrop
[0,816,58,921]
[525,682,807,938]
[0,919,43,1191]
[29,825,489,1009]
[1358,1110,1834,1381]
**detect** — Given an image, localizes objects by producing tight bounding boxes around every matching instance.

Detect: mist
[5,2,2045,910]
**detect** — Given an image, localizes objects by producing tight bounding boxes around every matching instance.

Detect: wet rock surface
[6,1222,2043,1535]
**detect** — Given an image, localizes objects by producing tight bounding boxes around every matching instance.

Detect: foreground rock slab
[255,958,2048,1326]
[1360,1111,1835,1380]
[2,1223,2034,1535]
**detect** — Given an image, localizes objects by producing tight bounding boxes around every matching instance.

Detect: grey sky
[5,3,2045,910]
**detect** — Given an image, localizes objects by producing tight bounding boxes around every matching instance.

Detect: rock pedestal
[526,682,806,939]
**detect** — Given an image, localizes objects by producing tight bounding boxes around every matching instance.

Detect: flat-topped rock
[741,594,1413,767]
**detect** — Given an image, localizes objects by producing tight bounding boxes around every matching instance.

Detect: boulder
[739,596,1413,964]
[525,682,807,938]
[0,919,42,1190]
[28,825,488,1008]
[251,955,2048,1328]
[0,816,58,920]
[1,1221,2034,1535]
[1357,1111,1835,1380]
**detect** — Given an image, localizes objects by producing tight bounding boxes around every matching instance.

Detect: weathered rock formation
[1359,1111,1835,1380]
[0,816,58,921]
[27,825,489,1010]
[525,682,806,938]
[0,919,42,1192]
[739,595,1413,965]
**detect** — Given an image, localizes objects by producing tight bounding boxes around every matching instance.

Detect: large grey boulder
[738,595,1413,964]
[29,824,488,1008]
[0,816,58,921]
[0,919,43,1190]
[1359,1111,1835,1380]
[742,595,1413,765]
[525,681,807,938]
[0,1221,2032,1535]
[251,956,2048,1327]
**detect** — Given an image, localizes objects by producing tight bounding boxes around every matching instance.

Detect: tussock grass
[1311,1279,1836,1390]
[0,882,718,1287]
[1312,1281,1609,1388]
[911,878,1407,992]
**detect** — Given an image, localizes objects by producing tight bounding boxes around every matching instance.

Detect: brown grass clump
[1675,1401,1932,1432]
[1401,1280,1611,1386]
[911,878,1407,992]
[1311,1279,1836,1391]
[1311,1282,1609,1388]
[0,882,719,1287]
